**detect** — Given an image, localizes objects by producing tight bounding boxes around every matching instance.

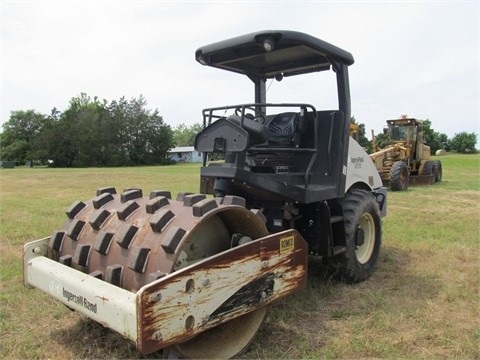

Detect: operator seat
[266,112,301,147]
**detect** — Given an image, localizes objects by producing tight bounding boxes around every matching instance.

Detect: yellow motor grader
[22,30,387,359]
[370,116,442,191]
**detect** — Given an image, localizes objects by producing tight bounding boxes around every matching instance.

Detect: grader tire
[390,161,409,191]
[47,187,270,359]
[433,160,442,182]
[422,160,434,176]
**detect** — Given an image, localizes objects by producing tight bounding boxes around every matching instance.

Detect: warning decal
[280,235,295,254]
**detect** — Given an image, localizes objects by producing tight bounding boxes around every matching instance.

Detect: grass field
[1,154,478,359]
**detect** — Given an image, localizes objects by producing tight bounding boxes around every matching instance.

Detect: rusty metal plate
[136,229,308,354]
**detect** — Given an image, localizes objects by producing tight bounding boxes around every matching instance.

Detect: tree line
[1,95,477,168]
[1,94,175,167]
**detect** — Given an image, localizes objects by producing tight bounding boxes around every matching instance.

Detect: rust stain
[95,295,109,302]
[136,229,307,354]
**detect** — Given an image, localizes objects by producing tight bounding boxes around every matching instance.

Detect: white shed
[168,146,203,163]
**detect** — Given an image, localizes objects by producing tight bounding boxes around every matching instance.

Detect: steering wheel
[234,106,266,124]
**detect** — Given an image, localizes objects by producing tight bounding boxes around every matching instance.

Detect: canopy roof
[195,30,354,79]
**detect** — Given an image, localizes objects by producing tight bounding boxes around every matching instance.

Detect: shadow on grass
[50,318,161,359]
[242,245,442,359]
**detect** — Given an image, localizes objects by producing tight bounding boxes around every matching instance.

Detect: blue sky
[1,1,478,138]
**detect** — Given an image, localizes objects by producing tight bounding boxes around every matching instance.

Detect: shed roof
[169,146,195,153]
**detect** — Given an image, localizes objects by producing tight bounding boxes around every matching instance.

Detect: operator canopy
[195,30,354,79]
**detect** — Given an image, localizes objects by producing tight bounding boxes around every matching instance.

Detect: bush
[449,132,478,153]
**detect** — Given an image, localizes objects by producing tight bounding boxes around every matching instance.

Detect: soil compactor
[23,30,387,359]
[370,116,443,191]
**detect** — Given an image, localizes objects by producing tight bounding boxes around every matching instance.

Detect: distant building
[168,146,203,163]
[0,161,15,168]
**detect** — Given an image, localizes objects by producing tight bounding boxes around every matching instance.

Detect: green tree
[2,94,175,167]
[143,109,175,164]
[108,95,174,165]
[449,132,478,153]
[438,133,451,152]
[421,119,449,154]
[350,116,372,152]
[65,93,110,166]
[173,123,203,147]
[37,94,110,167]
[1,110,47,166]
[373,131,390,149]
[35,107,80,167]
[31,108,61,165]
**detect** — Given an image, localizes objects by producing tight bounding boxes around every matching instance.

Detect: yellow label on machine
[279,236,295,254]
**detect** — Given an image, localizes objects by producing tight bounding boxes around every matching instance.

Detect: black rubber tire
[422,160,434,176]
[433,160,442,182]
[325,189,382,283]
[390,161,409,191]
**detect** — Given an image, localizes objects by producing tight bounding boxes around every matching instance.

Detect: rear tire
[325,189,382,283]
[422,160,434,176]
[390,161,409,191]
[433,160,442,182]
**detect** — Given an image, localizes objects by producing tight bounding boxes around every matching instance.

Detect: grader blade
[408,174,435,186]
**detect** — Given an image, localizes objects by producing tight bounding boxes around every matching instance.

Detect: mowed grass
[0,154,478,359]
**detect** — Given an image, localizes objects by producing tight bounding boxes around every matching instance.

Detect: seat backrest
[266,112,298,137]
[265,112,300,146]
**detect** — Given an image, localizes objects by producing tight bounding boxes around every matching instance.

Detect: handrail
[201,103,321,188]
